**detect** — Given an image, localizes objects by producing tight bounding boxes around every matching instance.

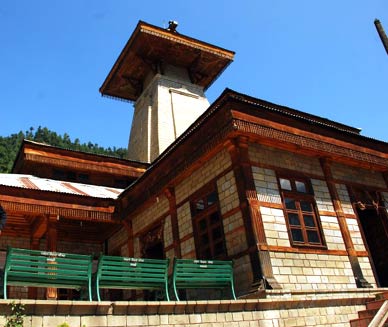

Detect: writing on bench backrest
[123,257,145,263]
[193,260,214,264]
[40,251,66,258]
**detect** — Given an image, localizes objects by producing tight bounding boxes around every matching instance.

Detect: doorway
[357,207,388,287]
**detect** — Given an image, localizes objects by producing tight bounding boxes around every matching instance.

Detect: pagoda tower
[100,21,234,163]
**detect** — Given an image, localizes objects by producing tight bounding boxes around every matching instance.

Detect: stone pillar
[225,137,280,290]
[320,158,371,287]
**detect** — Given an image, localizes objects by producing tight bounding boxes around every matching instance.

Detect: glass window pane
[210,212,220,225]
[288,213,300,226]
[207,192,217,206]
[199,219,207,231]
[285,198,297,210]
[201,234,209,245]
[280,178,292,190]
[300,201,313,212]
[303,215,316,227]
[195,199,205,212]
[296,181,307,193]
[291,229,303,242]
[212,227,222,240]
[307,231,320,244]
[214,241,225,256]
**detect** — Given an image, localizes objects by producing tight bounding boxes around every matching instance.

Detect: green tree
[0,127,128,173]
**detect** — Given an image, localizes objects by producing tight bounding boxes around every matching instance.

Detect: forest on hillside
[0,126,127,173]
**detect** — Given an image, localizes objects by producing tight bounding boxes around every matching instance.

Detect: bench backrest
[172,258,236,300]
[3,247,93,300]
[96,255,170,301]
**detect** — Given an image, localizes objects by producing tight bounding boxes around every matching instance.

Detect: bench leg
[164,283,170,301]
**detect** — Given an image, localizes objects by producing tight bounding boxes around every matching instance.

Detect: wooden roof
[100,21,235,101]
[118,88,388,216]
[0,181,120,242]
[13,140,148,186]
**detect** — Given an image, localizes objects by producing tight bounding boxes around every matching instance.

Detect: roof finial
[167,20,178,33]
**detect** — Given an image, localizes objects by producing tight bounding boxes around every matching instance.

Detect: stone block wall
[249,143,378,290]
[128,73,209,163]
[0,293,376,327]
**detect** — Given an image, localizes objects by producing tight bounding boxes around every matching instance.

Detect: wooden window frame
[278,175,326,249]
[190,184,227,260]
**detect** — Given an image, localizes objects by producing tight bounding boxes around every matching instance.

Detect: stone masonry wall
[249,143,378,290]
[175,149,232,258]
[331,162,386,189]
[0,294,374,327]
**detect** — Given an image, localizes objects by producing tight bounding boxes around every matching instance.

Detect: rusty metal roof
[0,174,123,199]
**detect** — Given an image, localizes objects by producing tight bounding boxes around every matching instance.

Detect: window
[190,186,227,259]
[278,176,325,248]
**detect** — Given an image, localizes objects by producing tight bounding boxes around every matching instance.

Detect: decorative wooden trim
[235,119,388,169]
[259,244,369,257]
[24,153,143,177]
[0,197,116,222]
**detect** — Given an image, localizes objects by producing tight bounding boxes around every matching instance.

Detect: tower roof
[100,21,235,102]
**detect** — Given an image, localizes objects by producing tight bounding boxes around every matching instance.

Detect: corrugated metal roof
[0,174,123,199]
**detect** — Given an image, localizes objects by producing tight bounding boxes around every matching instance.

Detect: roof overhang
[100,21,235,101]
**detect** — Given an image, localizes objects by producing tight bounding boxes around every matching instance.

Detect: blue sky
[1,1,387,149]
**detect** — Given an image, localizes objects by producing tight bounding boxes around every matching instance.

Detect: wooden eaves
[0,183,120,244]
[117,88,388,219]
[100,20,235,102]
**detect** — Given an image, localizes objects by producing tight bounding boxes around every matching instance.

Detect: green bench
[3,247,93,300]
[172,258,237,300]
[95,255,170,301]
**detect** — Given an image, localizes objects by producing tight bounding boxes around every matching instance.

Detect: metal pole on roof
[374,19,388,55]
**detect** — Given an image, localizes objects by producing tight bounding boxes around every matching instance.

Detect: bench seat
[172,258,236,300]
[95,255,170,301]
[3,247,93,300]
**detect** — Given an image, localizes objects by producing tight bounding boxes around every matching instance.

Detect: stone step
[366,299,386,310]
[350,316,373,327]
[376,292,388,301]
[358,308,378,319]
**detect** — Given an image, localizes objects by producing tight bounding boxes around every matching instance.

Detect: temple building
[0,20,388,325]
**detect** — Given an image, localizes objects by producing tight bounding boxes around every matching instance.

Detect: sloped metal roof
[0,174,123,199]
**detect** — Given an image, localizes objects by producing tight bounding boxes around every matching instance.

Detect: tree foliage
[0,126,128,173]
